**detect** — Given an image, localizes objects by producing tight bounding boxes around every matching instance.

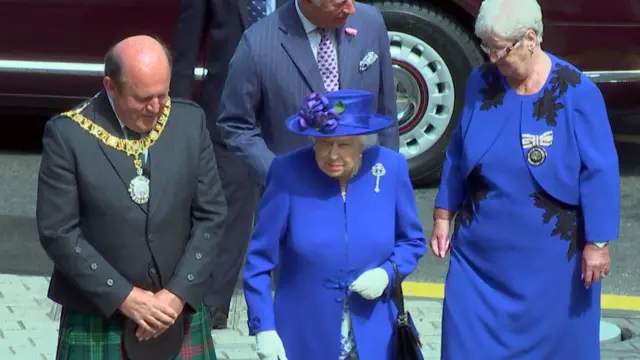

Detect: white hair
[309,134,379,149]
[474,0,544,44]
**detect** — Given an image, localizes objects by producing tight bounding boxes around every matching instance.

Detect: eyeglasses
[480,39,523,60]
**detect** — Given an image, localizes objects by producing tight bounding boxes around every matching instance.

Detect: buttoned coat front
[36,91,227,317]
[243,145,426,360]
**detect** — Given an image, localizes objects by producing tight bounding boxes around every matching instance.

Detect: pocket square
[359,51,379,73]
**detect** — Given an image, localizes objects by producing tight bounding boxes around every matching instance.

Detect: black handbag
[391,261,424,360]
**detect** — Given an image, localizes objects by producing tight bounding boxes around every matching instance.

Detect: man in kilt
[36,35,227,360]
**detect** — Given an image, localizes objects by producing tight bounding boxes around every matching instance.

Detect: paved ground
[1,274,639,360]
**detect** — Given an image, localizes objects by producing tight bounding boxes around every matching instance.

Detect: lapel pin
[371,163,386,193]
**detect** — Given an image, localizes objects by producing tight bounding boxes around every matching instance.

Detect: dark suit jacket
[216,1,399,187]
[170,0,288,146]
[36,91,227,317]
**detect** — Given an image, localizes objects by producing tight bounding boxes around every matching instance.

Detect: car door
[539,0,640,112]
[0,0,181,108]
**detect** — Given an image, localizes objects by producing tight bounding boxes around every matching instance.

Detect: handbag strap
[391,261,405,315]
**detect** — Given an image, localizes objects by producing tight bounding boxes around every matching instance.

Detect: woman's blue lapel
[462,64,513,178]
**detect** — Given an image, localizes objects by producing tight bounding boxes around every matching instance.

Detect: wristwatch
[591,241,608,248]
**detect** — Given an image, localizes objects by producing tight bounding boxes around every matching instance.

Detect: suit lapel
[337,17,359,90]
[463,65,512,178]
[278,3,325,93]
[89,92,147,214]
[147,117,174,220]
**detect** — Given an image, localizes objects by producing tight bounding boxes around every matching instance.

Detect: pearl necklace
[340,161,361,201]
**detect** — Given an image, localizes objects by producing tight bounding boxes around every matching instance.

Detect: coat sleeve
[243,157,289,335]
[216,33,275,186]
[573,79,620,243]
[37,118,134,317]
[373,8,400,152]
[433,69,480,211]
[379,154,427,292]
[166,111,228,311]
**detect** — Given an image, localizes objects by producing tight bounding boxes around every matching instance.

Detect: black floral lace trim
[530,190,584,259]
[454,164,492,232]
[532,63,581,126]
[478,64,506,111]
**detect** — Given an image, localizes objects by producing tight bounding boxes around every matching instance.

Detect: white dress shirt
[295,0,339,66]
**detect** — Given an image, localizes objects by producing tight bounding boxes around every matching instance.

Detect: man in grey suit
[36,35,226,359]
[217,0,399,186]
[170,0,287,329]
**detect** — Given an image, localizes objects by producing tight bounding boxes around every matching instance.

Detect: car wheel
[372,1,484,186]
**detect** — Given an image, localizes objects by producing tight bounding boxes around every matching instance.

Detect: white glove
[256,330,288,360]
[349,267,390,300]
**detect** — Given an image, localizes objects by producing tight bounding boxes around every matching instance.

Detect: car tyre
[372,1,484,186]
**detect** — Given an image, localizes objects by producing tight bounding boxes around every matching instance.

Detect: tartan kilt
[55,303,216,360]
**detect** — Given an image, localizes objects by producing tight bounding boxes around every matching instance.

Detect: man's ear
[103,76,116,97]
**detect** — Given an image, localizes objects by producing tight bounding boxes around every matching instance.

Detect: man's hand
[582,243,611,289]
[119,287,179,340]
[135,289,186,340]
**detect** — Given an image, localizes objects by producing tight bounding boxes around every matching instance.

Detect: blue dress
[243,145,426,360]
[438,55,620,359]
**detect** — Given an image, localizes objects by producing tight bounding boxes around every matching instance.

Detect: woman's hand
[582,243,611,288]
[430,219,451,258]
[349,268,389,300]
[256,330,288,360]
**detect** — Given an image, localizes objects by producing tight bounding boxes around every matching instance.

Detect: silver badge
[521,131,553,167]
[128,168,150,204]
[371,163,386,193]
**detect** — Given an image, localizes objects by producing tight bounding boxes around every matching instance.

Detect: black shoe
[209,309,228,330]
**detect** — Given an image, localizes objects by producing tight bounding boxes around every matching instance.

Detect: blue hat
[285,90,395,137]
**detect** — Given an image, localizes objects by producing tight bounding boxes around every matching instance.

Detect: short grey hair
[309,134,379,149]
[360,134,379,148]
[474,0,544,44]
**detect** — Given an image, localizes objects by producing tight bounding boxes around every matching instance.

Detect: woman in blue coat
[431,0,620,359]
[242,90,426,360]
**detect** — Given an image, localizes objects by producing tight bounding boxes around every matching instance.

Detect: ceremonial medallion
[527,146,547,166]
[129,168,150,204]
[522,131,552,167]
[62,96,171,206]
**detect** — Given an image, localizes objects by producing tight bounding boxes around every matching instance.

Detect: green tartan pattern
[55,303,216,360]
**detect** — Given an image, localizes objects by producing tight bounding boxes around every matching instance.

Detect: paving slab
[1,274,639,359]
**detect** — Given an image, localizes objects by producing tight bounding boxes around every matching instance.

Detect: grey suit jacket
[36,91,227,317]
[216,1,399,186]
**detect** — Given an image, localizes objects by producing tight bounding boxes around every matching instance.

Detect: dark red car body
[1,0,638,113]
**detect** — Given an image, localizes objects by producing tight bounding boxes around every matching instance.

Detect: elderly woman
[431,0,620,359]
[242,90,426,360]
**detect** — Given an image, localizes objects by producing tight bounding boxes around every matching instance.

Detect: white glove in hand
[256,330,288,360]
[349,267,390,300]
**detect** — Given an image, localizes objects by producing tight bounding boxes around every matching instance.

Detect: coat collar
[83,91,175,217]
[279,0,360,92]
